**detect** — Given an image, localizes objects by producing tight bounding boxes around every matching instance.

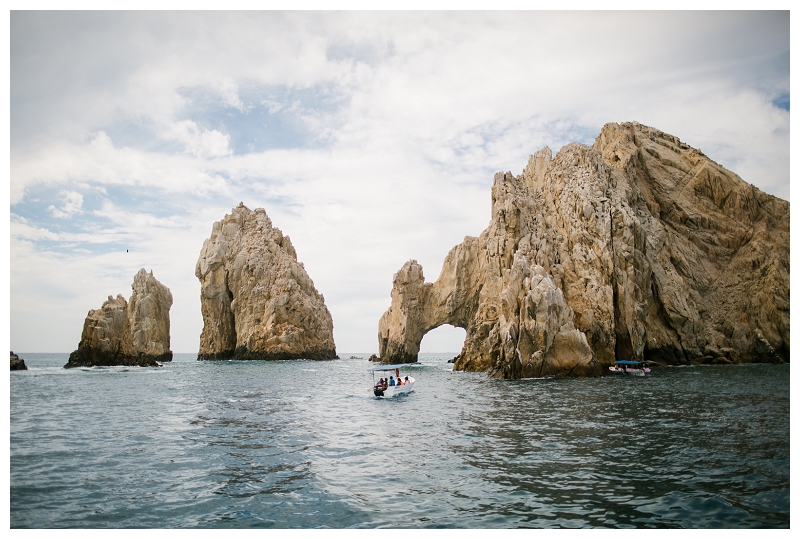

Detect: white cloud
[262,99,285,114]
[163,120,232,158]
[47,190,84,219]
[10,131,234,204]
[11,215,60,241]
[218,78,248,113]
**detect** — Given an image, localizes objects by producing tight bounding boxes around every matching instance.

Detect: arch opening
[419,324,466,355]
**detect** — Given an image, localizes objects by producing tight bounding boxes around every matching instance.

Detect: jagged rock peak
[65,269,173,368]
[129,268,174,360]
[378,121,788,378]
[196,203,336,361]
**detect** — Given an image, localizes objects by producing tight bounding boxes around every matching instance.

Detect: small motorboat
[368,363,416,397]
[609,360,651,376]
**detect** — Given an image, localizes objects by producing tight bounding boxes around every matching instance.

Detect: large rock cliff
[196,203,336,360]
[65,269,173,368]
[378,122,789,378]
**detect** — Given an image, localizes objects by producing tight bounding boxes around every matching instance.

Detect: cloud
[11,215,60,241]
[163,120,232,158]
[218,79,248,113]
[47,190,84,218]
[10,131,234,204]
[8,11,790,353]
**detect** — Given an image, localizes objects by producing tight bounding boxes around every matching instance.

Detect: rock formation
[11,351,27,371]
[378,122,789,378]
[196,203,337,360]
[65,269,173,368]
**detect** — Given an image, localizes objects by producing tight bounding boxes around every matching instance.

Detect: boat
[608,360,651,376]
[368,363,416,397]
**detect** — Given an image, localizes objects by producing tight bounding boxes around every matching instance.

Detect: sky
[7,10,790,354]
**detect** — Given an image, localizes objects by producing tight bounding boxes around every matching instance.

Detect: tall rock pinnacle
[196,203,337,361]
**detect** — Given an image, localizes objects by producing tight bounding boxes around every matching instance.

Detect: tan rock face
[378,122,789,377]
[196,203,336,360]
[129,268,173,360]
[65,269,173,368]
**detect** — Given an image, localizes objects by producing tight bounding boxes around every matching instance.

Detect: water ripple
[10,354,789,528]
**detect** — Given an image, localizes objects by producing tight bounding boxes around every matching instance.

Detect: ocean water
[10,353,789,528]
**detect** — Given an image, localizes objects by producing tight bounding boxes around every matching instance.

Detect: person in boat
[389,376,395,386]
[377,378,384,389]
[404,376,410,384]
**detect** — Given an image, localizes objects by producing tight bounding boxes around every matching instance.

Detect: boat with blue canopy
[368,363,416,397]
[608,359,651,376]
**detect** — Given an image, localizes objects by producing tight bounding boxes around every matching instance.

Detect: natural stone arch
[377,122,789,379]
[377,166,602,379]
[378,251,600,379]
[378,236,482,364]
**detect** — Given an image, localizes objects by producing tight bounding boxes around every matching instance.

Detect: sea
[9,353,790,529]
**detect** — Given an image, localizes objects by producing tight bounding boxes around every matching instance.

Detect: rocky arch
[378,259,470,364]
[377,249,601,379]
[377,122,789,378]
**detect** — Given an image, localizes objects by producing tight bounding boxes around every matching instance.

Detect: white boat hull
[609,366,650,376]
[374,377,415,397]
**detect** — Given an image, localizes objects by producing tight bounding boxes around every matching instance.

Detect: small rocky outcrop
[378,122,789,378]
[65,269,173,368]
[11,351,27,371]
[196,203,336,361]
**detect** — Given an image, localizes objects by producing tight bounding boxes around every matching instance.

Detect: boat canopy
[615,360,641,365]
[367,363,418,371]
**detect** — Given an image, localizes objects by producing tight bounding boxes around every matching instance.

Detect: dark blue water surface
[10,354,789,528]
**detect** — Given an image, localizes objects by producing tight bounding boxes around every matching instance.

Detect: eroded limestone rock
[378,122,789,378]
[65,269,173,368]
[196,203,336,360]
